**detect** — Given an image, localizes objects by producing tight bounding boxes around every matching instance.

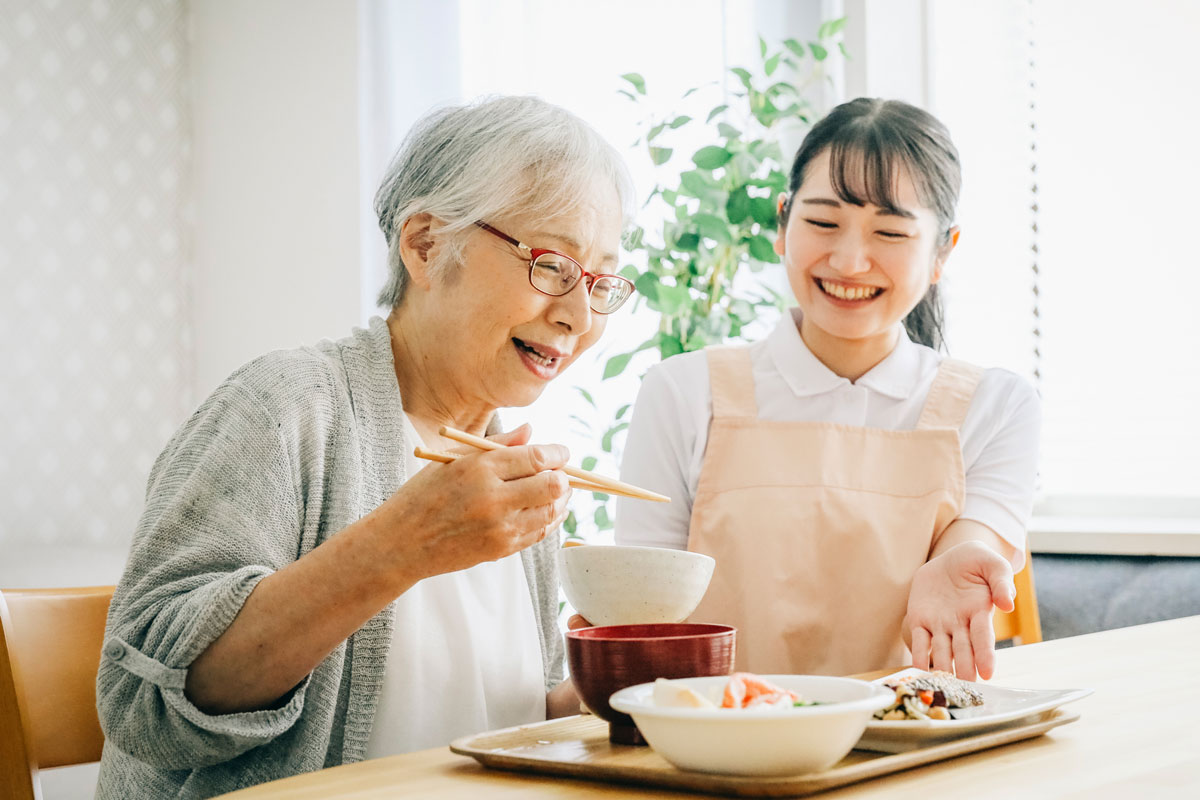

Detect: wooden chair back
[0,586,114,800]
[993,550,1042,645]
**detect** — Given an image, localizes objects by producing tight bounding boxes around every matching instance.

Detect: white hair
[374,95,635,308]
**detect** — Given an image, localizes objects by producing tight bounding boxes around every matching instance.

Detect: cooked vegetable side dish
[874,671,985,721]
[652,673,821,710]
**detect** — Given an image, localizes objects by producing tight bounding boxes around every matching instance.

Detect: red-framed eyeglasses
[474,221,634,314]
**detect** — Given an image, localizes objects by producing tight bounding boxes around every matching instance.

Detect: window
[927,0,1200,550]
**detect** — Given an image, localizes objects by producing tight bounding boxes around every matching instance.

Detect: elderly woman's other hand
[371,424,573,579]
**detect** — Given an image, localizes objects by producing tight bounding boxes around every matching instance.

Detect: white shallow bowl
[609,675,893,777]
[557,545,715,626]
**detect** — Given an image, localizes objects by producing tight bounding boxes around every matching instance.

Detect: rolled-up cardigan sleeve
[97,371,323,769]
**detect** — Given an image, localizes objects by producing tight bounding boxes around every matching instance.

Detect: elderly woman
[95,96,634,798]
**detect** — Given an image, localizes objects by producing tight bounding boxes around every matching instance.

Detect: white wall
[189,0,363,399]
[0,0,193,588]
[842,0,928,104]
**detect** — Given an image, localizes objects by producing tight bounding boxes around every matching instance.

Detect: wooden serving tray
[450,709,1079,798]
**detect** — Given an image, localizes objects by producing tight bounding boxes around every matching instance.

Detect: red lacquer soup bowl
[566,623,736,744]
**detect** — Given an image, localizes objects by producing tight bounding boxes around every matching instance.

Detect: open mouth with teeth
[816,278,884,302]
[513,338,564,378]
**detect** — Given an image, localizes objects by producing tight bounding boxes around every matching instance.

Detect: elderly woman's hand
[372,424,572,579]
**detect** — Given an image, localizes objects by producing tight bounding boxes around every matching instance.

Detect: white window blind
[928,0,1200,513]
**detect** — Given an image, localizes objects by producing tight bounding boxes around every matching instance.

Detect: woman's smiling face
[775,148,952,351]
[421,182,624,410]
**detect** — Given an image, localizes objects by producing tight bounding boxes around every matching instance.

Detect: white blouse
[615,310,1041,562]
[364,416,546,758]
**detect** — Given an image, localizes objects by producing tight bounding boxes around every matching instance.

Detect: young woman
[616,98,1039,682]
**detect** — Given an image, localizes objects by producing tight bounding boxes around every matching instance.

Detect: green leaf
[682,86,699,99]
[692,145,733,169]
[601,423,629,453]
[649,145,673,165]
[818,17,847,39]
[669,115,692,129]
[617,89,636,101]
[564,511,577,535]
[619,264,639,281]
[581,456,598,471]
[620,72,646,94]
[809,42,828,61]
[751,94,780,126]
[730,67,754,90]
[634,271,660,301]
[838,40,851,59]
[653,283,692,314]
[759,35,767,58]
[783,39,805,58]
[646,121,667,142]
[717,122,741,139]
[659,334,684,358]
[576,386,596,408]
[748,234,780,263]
[593,505,612,530]
[679,170,715,198]
[674,232,700,251]
[764,53,781,76]
[615,403,631,420]
[705,104,729,124]
[750,196,779,227]
[635,335,661,353]
[603,352,633,379]
[726,186,751,225]
[693,213,732,244]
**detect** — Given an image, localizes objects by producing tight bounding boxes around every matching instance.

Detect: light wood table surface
[219,616,1200,799]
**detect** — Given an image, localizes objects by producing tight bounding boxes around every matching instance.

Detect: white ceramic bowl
[557,545,715,626]
[609,675,893,776]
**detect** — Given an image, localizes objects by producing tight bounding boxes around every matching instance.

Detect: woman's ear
[773,192,789,257]
[398,213,442,290]
[930,225,960,284]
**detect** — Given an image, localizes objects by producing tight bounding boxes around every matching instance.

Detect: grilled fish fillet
[901,671,984,708]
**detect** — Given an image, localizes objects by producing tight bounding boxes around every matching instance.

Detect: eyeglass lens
[530,253,631,313]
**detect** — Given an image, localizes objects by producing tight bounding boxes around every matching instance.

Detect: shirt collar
[766,308,930,401]
[766,309,847,398]
[855,327,927,400]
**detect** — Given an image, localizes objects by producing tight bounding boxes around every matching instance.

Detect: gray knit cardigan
[94,317,565,799]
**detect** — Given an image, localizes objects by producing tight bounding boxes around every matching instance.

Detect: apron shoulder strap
[916,358,985,430]
[705,346,758,419]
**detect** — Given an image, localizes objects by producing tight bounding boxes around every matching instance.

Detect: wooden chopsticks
[410,426,671,504]
[412,447,614,494]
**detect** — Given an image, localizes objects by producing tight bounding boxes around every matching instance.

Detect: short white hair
[374,95,635,308]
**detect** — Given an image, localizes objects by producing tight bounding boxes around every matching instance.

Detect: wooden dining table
[219,616,1199,798]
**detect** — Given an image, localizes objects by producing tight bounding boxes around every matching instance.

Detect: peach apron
[686,345,983,675]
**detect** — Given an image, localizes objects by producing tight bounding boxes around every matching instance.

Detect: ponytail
[903,286,945,351]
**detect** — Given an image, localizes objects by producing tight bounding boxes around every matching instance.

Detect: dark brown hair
[781,98,962,350]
